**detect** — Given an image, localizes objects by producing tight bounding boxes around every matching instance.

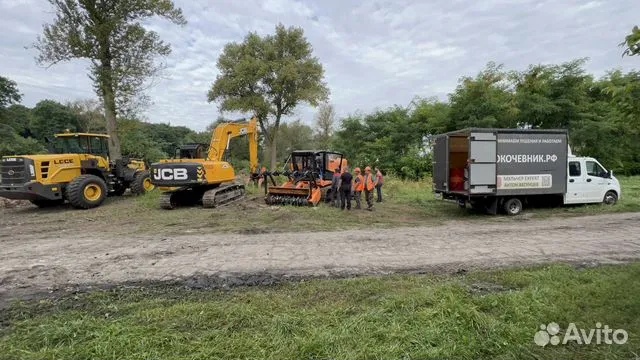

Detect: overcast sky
[0,0,638,131]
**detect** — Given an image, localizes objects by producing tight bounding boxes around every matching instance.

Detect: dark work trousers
[330,186,339,207]
[340,188,351,210]
[364,189,374,209]
[375,184,383,202]
[354,191,362,209]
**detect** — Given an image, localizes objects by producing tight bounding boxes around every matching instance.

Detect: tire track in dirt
[1,212,639,305]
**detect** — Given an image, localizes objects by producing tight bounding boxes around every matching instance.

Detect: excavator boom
[207,118,259,174]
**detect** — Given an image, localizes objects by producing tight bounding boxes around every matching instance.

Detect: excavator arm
[207,117,259,173]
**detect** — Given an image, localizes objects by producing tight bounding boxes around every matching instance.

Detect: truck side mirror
[607,170,612,178]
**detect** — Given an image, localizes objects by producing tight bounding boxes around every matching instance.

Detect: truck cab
[565,156,621,205]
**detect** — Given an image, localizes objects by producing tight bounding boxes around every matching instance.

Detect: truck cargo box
[433,128,568,197]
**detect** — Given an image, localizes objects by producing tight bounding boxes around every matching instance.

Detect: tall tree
[448,62,517,129]
[0,76,24,134]
[621,25,640,57]
[0,76,22,108]
[275,120,314,162]
[30,100,84,141]
[208,24,329,169]
[512,59,592,129]
[67,99,106,132]
[2,105,34,137]
[33,0,186,159]
[314,103,335,149]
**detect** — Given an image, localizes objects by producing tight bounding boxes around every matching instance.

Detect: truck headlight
[29,164,35,177]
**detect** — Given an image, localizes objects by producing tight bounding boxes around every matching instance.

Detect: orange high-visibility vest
[364,174,375,191]
[354,174,364,191]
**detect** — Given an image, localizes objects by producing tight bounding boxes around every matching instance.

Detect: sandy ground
[1,211,639,305]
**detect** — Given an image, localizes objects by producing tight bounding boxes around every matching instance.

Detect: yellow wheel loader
[0,132,154,209]
[149,117,259,209]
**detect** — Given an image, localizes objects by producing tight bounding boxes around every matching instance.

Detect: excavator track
[202,183,246,208]
[160,192,177,210]
[159,189,205,209]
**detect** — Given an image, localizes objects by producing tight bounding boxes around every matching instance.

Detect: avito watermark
[534,322,628,347]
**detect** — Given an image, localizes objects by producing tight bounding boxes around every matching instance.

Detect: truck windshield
[586,161,607,178]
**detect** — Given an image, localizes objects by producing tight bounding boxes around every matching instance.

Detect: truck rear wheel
[130,170,154,195]
[66,174,108,209]
[503,198,523,216]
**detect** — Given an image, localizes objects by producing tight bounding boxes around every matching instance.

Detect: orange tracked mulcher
[264,150,347,206]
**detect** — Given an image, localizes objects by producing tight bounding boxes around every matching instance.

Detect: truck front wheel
[503,198,523,216]
[603,191,618,205]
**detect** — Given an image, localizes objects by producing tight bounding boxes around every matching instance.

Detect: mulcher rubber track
[202,184,246,208]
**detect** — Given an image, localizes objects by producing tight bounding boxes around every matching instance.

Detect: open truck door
[468,132,497,194]
[432,135,448,194]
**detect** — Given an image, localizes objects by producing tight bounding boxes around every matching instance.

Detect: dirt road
[1,212,639,304]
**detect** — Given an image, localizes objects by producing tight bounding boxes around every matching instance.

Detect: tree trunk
[103,92,121,160]
[100,60,122,160]
[268,113,284,169]
[269,130,278,170]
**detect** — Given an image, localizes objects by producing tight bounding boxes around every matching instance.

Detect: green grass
[385,175,640,217]
[2,176,638,237]
[1,263,639,359]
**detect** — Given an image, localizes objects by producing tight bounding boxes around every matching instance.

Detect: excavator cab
[177,143,208,159]
[265,150,347,206]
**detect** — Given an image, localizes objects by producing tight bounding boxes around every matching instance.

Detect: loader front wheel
[67,175,108,209]
[131,170,154,195]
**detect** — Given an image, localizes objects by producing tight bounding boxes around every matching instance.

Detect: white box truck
[432,128,621,215]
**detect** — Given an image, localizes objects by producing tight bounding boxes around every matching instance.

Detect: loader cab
[52,133,110,159]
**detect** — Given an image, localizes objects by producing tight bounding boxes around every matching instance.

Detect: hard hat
[365,166,371,172]
[354,167,361,173]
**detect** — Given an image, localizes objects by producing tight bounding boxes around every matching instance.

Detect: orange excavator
[264,150,347,206]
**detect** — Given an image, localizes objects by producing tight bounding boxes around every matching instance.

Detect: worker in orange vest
[363,166,375,210]
[352,167,364,209]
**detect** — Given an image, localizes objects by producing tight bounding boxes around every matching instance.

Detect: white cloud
[0,0,638,131]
